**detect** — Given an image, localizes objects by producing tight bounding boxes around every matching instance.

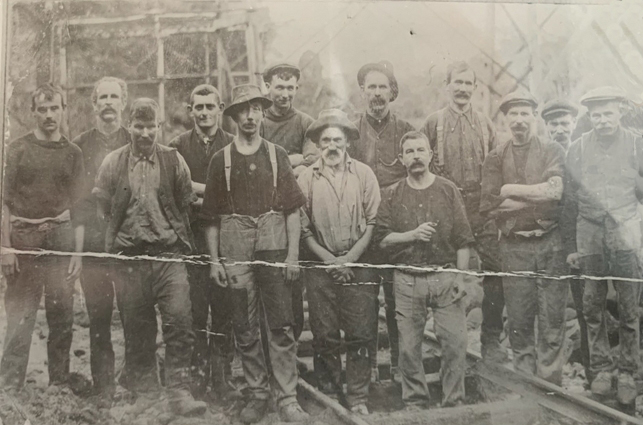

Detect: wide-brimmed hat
[262,62,301,83]
[579,86,627,107]
[541,99,579,121]
[305,109,360,143]
[357,61,399,102]
[499,89,538,114]
[223,85,273,117]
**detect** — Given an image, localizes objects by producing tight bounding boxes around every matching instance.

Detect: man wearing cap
[375,131,473,409]
[297,109,380,415]
[72,77,130,399]
[261,63,316,346]
[350,60,415,382]
[562,87,643,404]
[201,85,309,423]
[480,90,568,385]
[419,61,503,363]
[93,98,206,416]
[541,99,590,377]
[261,63,318,178]
[169,84,234,398]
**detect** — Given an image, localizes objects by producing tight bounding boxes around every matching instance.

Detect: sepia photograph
[1,0,643,424]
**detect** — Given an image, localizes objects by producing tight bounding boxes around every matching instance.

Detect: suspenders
[223,140,279,212]
[435,108,490,167]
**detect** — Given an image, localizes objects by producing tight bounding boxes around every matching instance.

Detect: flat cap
[305,109,360,143]
[579,86,627,107]
[357,61,399,102]
[499,89,538,114]
[541,99,579,121]
[223,84,272,117]
[262,62,301,83]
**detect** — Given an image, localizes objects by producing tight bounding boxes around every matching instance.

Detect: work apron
[219,141,287,288]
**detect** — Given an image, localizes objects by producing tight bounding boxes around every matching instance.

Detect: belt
[10,209,71,225]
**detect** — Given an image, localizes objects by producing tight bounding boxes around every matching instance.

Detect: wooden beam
[245,23,258,86]
[155,16,165,122]
[592,20,643,86]
[620,22,643,61]
[204,33,210,85]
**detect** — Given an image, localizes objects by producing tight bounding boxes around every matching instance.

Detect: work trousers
[188,227,233,395]
[112,256,194,392]
[477,230,504,349]
[500,230,568,385]
[0,221,74,389]
[577,216,641,375]
[80,257,116,393]
[395,270,468,407]
[306,267,378,407]
[369,267,399,371]
[226,250,298,407]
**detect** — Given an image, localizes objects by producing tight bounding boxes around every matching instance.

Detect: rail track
[294,330,643,425]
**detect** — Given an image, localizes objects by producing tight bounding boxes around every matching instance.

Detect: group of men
[1,56,642,425]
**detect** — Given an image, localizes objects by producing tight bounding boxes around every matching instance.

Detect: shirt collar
[129,143,157,169]
[194,125,219,145]
[448,101,473,119]
[312,152,355,176]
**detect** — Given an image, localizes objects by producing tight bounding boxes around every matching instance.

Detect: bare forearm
[502,177,563,202]
[304,237,336,263]
[74,225,85,253]
[380,231,415,250]
[456,246,470,270]
[285,210,300,261]
[191,181,206,196]
[345,225,374,263]
[205,225,220,260]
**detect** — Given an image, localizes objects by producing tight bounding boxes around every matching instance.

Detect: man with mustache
[93,98,206,417]
[375,131,473,409]
[0,84,85,390]
[169,84,234,398]
[541,99,590,379]
[562,87,643,405]
[420,61,503,364]
[72,77,130,400]
[349,60,415,383]
[480,90,568,386]
[201,85,309,423]
[297,109,380,415]
[260,63,316,351]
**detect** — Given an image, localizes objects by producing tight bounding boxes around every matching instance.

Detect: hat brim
[541,108,578,120]
[500,100,538,115]
[223,97,273,116]
[305,121,360,144]
[580,96,626,107]
[263,65,301,83]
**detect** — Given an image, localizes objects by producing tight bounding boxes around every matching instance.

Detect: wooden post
[486,3,496,117]
[204,33,210,85]
[216,33,227,102]
[245,22,258,86]
[155,16,165,122]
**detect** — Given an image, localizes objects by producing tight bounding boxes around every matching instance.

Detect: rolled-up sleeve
[361,165,381,226]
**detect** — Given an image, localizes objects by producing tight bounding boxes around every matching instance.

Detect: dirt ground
[0,275,614,425]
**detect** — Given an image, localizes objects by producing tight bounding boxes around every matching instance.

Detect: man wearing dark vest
[541,99,591,380]
[420,61,502,363]
[1,84,85,390]
[169,84,234,398]
[73,76,130,399]
[201,85,309,423]
[349,61,415,383]
[93,98,206,417]
[562,87,643,405]
[480,90,568,386]
[260,63,316,346]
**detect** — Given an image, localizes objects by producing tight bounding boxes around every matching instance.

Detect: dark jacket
[93,143,197,253]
